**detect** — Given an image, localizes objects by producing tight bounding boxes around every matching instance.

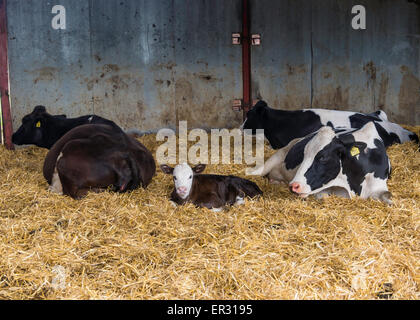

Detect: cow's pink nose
[177,186,187,193]
[290,182,302,194]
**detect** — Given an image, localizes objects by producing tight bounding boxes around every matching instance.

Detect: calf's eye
[189,175,192,179]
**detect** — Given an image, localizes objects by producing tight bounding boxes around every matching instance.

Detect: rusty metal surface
[172,0,243,129]
[250,0,420,125]
[7,0,94,125]
[88,0,177,131]
[6,0,420,129]
[7,0,243,132]
[250,0,313,110]
[311,0,420,125]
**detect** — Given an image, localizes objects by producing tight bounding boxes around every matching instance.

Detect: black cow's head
[12,105,66,148]
[289,126,370,197]
[241,100,268,134]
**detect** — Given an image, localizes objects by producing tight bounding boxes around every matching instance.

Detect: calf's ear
[160,164,174,174]
[192,164,206,174]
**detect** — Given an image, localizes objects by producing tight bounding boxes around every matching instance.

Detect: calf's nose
[177,186,187,193]
[289,182,302,194]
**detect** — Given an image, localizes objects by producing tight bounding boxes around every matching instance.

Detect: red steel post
[242,0,251,120]
[0,0,14,150]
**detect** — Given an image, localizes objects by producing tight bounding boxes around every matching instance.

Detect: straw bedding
[0,126,418,300]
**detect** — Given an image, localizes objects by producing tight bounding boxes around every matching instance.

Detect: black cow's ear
[248,100,267,115]
[253,100,268,109]
[192,164,206,174]
[336,143,347,156]
[338,140,367,158]
[34,118,43,129]
[160,164,174,174]
[347,142,367,157]
[32,105,47,114]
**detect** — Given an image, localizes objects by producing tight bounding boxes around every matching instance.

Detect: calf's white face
[173,163,194,198]
[160,163,206,199]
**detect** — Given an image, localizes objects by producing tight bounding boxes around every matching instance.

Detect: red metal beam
[242,0,251,120]
[0,0,14,150]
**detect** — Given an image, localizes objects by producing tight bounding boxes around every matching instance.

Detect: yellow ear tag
[350,146,360,157]
[36,121,41,128]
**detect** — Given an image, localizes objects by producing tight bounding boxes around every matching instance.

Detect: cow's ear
[253,100,268,109]
[347,142,367,157]
[160,164,174,175]
[255,102,267,115]
[192,164,206,174]
[336,143,347,157]
[338,140,367,158]
[32,105,46,114]
[34,119,43,128]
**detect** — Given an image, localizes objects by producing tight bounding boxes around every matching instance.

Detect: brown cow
[43,124,155,199]
[160,163,263,211]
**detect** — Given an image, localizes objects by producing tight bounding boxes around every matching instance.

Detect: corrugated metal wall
[251,0,420,125]
[6,0,420,130]
[7,0,243,131]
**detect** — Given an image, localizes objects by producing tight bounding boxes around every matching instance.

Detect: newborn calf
[161,163,263,211]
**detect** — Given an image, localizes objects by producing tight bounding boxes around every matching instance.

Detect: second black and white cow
[12,105,120,149]
[161,163,263,211]
[249,122,392,204]
[241,100,419,149]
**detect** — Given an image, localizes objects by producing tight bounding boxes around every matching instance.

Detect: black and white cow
[12,105,121,149]
[161,163,263,211]
[241,100,419,149]
[249,122,392,204]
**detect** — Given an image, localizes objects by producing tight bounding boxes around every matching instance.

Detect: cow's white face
[161,163,207,199]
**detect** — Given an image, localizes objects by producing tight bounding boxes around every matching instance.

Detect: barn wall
[251,0,420,125]
[7,0,243,132]
[6,0,420,130]
[250,0,313,110]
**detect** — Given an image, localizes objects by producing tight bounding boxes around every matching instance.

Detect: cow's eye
[189,175,192,179]
[173,176,177,180]
[319,156,328,163]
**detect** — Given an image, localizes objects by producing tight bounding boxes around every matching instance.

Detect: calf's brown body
[161,164,263,209]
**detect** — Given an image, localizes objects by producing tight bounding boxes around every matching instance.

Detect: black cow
[12,105,120,149]
[241,100,419,149]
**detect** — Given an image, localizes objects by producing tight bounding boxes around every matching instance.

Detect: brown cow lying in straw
[43,124,155,199]
[161,163,263,211]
